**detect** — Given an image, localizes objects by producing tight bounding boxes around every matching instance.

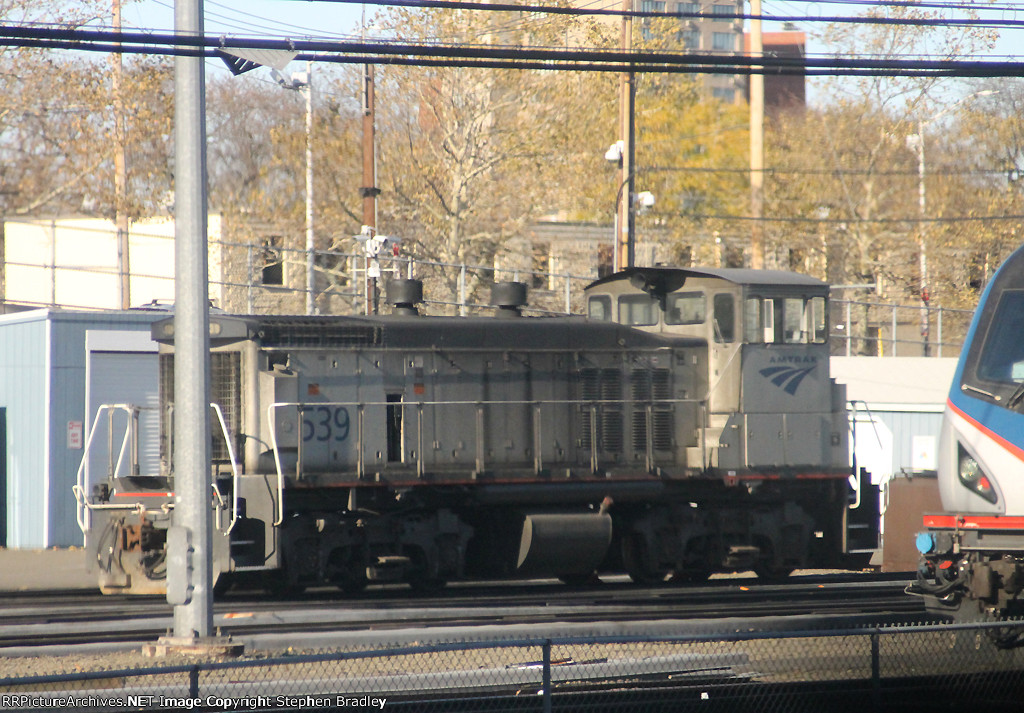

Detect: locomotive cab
[585,267,847,476]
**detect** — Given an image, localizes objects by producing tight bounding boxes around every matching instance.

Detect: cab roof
[586,266,828,292]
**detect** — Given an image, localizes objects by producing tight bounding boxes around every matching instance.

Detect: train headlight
[958,446,998,504]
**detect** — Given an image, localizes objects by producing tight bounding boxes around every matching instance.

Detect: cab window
[713,294,735,342]
[744,297,763,343]
[783,298,806,343]
[809,296,828,342]
[619,294,658,326]
[588,295,612,321]
[976,289,1024,383]
[666,292,705,325]
[744,295,828,344]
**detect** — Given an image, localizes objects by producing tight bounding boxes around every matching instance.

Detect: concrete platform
[0,548,95,592]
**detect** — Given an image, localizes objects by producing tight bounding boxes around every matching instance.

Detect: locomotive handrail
[210,402,241,534]
[74,403,145,534]
[266,403,288,526]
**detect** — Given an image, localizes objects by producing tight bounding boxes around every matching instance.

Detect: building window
[641,0,665,11]
[259,240,285,286]
[711,3,734,15]
[712,87,735,102]
[678,2,700,15]
[598,245,614,279]
[680,29,700,48]
[711,31,734,50]
[531,242,550,290]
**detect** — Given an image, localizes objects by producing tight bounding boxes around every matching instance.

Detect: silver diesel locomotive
[78,266,852,595]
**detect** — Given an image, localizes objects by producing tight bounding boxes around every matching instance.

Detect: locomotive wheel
[262,572,306,598]
[753,564,793,581]
[212,573,233,597]
[337,574,369,595]
[326,549,368,595]
[408,576,447,594]
[669,568,711,584]
[621,534,665,585]
[558,573,600,586]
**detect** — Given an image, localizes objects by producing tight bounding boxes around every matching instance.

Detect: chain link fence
[2,619,1023,712]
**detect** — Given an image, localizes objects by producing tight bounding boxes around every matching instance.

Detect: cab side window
[713,294,735,342]
[588,295,612,321]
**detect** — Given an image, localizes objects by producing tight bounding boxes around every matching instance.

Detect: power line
[5,26,1024,77]
[644,166,1016,177]
[276,0,1024,31]
[666,212,1024,223]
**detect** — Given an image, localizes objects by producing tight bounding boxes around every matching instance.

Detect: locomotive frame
[77,266,853,595]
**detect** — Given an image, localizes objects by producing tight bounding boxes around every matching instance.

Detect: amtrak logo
[759,364,816,395]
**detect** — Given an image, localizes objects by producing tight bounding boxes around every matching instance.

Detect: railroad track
[0,573,923,653]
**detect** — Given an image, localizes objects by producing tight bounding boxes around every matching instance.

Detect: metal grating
[257,319,382,348]
[578,367,624,454]
[158,352,242,464]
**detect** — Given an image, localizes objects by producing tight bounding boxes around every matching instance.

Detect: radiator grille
[578,367,624,454]
[257,320,381,348]
[159,352,242,466]
[630,368,674,453]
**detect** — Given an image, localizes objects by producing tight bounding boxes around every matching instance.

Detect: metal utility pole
[303,61,315,315]
[170,0,213,643]
[914,118,930,356]
[749,0,765,270]
[617,0,636,270]
[111,0,130,308]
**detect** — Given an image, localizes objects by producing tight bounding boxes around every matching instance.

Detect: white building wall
[3,216,224,310]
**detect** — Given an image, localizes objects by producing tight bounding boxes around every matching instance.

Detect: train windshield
[743,295,827,344]
[666,292,706,325]
[975,289,1024,384]
[619,294,658,326]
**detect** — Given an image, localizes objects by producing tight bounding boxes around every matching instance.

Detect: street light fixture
[907,89,997,356]
[273,62,316,315]
[605,142,653,272]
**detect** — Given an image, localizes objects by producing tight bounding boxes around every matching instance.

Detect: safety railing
[73,404,152,534]
[76,403,243,535]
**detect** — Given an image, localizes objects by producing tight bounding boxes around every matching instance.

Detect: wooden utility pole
[749,0,765,269]
[361,63,378,231]
[111,0,130,308]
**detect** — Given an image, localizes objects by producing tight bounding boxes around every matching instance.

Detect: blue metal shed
[0,309,161,548]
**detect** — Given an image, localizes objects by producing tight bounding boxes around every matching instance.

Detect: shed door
[1,408,6,547]
[85,351,160,486]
